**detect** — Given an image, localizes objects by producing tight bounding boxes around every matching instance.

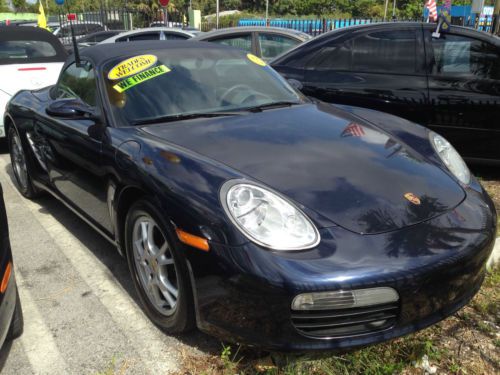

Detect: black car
[3,41,496,351]
[0,183,23,348]
[271,22,500,162]
[190,26,311,61]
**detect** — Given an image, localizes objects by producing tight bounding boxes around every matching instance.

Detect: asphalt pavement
[0,151,217,374]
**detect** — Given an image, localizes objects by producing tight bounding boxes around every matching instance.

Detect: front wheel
[125,199,195,333]
[8,127,41,199]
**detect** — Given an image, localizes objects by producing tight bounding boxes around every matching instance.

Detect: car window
[164,33,189,40]
[430,34,500,79]
[210,34,252,53]
[258,33,300,59]
[307,40,352,70]
[119,32,160,42]
[56,61,97,106]
[351,30,417,74]
[103,48,301,126]
[0,40,57,61]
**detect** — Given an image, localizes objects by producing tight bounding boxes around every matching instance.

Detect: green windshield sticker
[113,64,170,93]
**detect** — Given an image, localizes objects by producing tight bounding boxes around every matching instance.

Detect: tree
[12,0,29,12]
[0,0,10,12]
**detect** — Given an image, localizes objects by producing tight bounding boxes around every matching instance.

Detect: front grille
[291,302,399,338]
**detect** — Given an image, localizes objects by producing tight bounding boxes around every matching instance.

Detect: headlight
[430,132,470,185]
[220,181,320,250]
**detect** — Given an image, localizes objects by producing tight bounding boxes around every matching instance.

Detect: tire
[125,199,195,333]
[7,290,23,340]
[8,127,41,199]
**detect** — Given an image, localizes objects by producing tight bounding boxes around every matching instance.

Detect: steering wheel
[220,84,271,106]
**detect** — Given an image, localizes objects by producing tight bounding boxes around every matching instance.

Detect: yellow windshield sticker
[247,53,266,67]
[108,54,158,80]
[113,64,170,93]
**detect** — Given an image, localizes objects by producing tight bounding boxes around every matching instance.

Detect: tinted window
[308,40,351,70]
[210,34,252,53]
[164,33,189,40]
[126,33,160,42]
[57,62,97,106]
[351,30,417,74]
[258,33,299,59]
[59,24,103,38]
[430,34,500,79]
[0,40,57,61]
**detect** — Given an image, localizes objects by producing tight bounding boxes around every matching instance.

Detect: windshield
[102,47,302,126]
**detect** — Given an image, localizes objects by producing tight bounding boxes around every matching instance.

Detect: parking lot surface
[0,152,216,374]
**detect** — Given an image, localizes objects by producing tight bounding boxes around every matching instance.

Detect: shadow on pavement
[0,339,13,372]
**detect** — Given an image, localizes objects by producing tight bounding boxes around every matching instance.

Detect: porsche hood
[142,103,465,234]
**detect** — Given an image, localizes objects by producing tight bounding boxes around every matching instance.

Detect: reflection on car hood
[142,103,465,234]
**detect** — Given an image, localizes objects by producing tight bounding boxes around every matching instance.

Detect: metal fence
[54,6,498,44]
[56,7,187,45]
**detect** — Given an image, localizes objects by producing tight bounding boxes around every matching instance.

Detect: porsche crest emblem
[404,192,421,205]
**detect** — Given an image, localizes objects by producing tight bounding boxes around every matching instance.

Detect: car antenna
[65,5,81,66]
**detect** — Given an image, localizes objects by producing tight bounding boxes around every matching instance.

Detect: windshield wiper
[133,111,245,126]
[242,101,302,113]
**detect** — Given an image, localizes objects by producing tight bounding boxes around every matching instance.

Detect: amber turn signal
[176,229,209,252]
[1,262,12,293]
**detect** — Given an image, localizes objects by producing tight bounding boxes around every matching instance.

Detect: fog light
[291,287,399,311]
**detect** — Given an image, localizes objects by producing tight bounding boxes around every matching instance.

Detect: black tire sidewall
[7,289,23,340]
[8,127,37,199]
[125,199,194,333]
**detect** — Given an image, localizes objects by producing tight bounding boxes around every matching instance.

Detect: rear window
[0,40,57,64]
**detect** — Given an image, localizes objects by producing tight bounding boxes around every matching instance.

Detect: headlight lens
[430,132,470,185]
[221,181,320,250]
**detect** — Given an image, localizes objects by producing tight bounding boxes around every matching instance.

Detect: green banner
[113,64,170,93]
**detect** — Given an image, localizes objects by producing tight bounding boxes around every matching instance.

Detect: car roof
[0,26,68,63]
[78,40,234,66]
[105,27,197,40]
[191,26,311,41]
[312,21,500,44]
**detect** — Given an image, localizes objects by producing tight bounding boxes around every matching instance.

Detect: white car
[99,27,201,43]
[0,26,66,138]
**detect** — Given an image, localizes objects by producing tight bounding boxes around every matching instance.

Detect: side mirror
[46,99,96,120]
[287,78,303,91]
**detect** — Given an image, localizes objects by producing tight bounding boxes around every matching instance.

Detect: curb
[486,237,500,270]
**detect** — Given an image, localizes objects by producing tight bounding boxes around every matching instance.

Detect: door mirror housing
[46,99,97,120]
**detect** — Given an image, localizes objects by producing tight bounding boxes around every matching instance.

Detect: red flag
[426,0,438,21]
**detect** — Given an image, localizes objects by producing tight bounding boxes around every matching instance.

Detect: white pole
[384,0,389,21]
[266,0,269,25]
[392,0,396,19]
[216,0,219,29]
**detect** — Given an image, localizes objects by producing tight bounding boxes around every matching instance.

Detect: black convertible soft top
[0,26,67,64]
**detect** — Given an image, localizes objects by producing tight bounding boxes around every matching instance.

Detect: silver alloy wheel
[11,133,28,191]
[132,214,179,316]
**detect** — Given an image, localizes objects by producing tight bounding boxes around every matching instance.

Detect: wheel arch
[114,185,147,256]
[3,114,16,140]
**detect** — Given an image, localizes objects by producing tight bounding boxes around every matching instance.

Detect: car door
[256,32,302,61]
[302,26,430,126]
[35,61,112,233]
[425,29,500,161]
[207,32,258,56]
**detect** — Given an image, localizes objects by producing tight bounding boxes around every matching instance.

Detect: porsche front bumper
[187,184,497,351]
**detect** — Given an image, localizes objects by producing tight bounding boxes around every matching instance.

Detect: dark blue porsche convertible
[3,41,497,351]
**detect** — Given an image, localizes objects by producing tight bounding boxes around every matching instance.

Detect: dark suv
[272,23,500,162]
